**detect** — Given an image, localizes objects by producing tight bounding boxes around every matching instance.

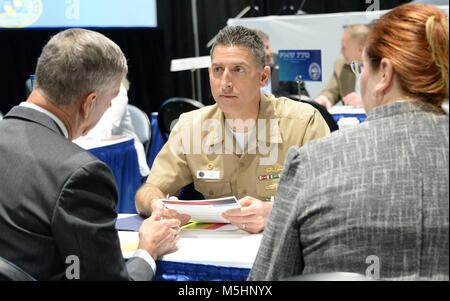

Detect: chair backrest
[25,78,32,98]
[157,97,204,141]
[282,272,373,281]
[300,99,339,132]
[127,104,151,156]
[0,256,36,281]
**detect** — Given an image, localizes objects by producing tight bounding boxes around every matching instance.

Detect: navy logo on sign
[0,0,42,28]
[309,62,321,81]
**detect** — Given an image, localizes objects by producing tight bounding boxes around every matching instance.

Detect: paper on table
[162,196,240,223]
[115,215,145,231]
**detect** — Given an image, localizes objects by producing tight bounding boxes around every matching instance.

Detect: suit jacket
[319,56,355,105]
[248,101,449,280]
[0,106,153,280]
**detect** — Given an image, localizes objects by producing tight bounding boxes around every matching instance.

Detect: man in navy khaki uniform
[136,26,329,233]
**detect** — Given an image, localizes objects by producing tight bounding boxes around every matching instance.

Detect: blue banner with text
[278,50,322,82]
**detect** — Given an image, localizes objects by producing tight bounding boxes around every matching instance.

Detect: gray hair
[343,24,370,45]
[35,28,128,106]
[210,26,266,69]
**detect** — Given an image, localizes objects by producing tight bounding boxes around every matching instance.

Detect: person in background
[0,28,180,280]
[135,26,329,234]
[314,24,370,109]
[74,77,150,178]
[249,3,448,280]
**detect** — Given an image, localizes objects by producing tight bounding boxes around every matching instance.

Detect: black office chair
[302,99,339,132]
[157,97,204,141]
[0,256,36,281]
[127,104,152,157]
[287,93,338,132]
[282,272,373,281]
[288,95,339,132]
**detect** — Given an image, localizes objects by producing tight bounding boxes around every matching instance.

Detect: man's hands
[135,183,190,225]
[137,209,181,260]
[342,92,363,107]
[315,93,363,109]
[222,196,273,234]
[314,95,333,110]
[151,197,191,226]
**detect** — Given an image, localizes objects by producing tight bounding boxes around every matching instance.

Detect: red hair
[365,4,449,106]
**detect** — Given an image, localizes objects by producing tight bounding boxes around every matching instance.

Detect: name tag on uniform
[197,170,221,180]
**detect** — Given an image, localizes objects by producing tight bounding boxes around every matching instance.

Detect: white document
[162,196,240,223]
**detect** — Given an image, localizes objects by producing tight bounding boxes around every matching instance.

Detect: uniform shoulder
[335,56,346,67]
[334,56,347,70]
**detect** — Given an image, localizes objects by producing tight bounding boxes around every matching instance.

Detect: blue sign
[0,0,157,28]
[278,50,322,82]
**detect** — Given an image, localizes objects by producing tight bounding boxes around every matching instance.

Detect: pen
[181,221,197,229]
[159,194,169,221]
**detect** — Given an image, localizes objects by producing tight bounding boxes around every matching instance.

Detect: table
[117,214,262,281]
[73,137,141,213]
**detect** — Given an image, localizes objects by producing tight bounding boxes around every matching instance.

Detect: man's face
[209,45,269,118]
[340,33,363,65]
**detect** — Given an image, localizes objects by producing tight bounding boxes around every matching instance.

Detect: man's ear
[375,58,395,95]
[80,92,97,119]
[260,66,271,87]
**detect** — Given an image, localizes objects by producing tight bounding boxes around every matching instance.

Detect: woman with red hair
[249,4,449,281]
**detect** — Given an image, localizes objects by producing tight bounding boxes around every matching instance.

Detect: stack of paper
[162,196,240,223]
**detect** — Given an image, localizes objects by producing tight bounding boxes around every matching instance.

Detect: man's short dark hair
[210,26,266,69]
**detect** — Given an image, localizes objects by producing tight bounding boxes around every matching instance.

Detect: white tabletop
[72,136,133,150]
[328,103,366,115]
[117,214,262,269]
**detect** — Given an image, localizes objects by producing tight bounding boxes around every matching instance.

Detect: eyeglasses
[351,60,364,75]
[351,57,381,75]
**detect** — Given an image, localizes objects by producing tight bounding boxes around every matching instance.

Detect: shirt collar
[204,93,283,147]
[19,102,69,138]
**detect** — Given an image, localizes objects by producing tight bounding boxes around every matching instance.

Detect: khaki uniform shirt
[319,56,356,105]
[147,93,330,201]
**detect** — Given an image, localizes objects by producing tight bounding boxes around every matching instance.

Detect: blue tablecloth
[155,260,250,281]
[88,138,141,213]
[148,112,167,169]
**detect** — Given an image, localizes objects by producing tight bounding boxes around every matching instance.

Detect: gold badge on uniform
[265,183,278,190]
[207,163,214,170]
[264,165,283,173]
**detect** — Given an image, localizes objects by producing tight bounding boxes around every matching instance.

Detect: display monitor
[0,0,157,28]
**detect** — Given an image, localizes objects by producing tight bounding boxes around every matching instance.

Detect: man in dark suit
[0,28,180,280]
